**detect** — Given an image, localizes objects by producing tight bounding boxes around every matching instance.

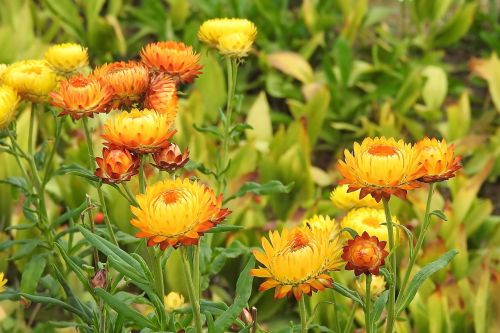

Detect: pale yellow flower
[340,208,400,245]
[0,64,7,83]
[0,85,20,129]
[2,60,58,102]
[0,272,7,293]
[44,43,88,76]
[354,275,386,299]
[164,292,185,312]
[330,184,382,211]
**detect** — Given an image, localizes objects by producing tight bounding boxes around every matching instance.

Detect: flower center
[289,231,310,252]
[22,67,42,75]
[162,190,178,204]
[368,145,398,156]
[362,216,380,227]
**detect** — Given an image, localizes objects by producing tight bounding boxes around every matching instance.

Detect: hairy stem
[181,247,203,333]
[365,274,372,333]
[383,199,396,333]
[299,297,308,333]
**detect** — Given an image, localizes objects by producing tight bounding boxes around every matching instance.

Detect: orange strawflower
[130,178,230,249]
[95,146,140,184]
[101,108,175,153]
[139,41,202,84]
[152,143,189,172]
[414,137,462,183]
[144,73,178,116]
[93,61,149,108]
[342,232,388,276]
[337,137,425,202]
[50,75,113,119]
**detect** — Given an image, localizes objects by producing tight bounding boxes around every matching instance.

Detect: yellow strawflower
[2,60,58,102]
[0,272,7,293]
[198,18,257,58]
[340,207,400,245]
[0,85,20,129]
[0,64,7,83]
[354,275,386,299]
[164,292,185,312]
[44,43,88,76]
[414,137,462,183]
[330,184,382,211]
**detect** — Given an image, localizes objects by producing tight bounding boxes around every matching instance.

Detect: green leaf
[41,0,85,40]
[397,249,458,314]
[431,3,477,47]
[18,293,85,318]
[213,257,255,332]
[55,164,99,183]
[371,290,389,323]
[333,38,352,87]
[193,123,223,138]
[94,288,156,329]
[53,201,87,227]
[205,224,244,234]
[333,282,364,306]
[54,242,92,290]
[429,210,447,221]
[225,181,294,202]
[20,254,47,295]
[341,227,358,239]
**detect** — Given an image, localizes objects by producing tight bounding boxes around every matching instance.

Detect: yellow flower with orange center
[140,41,202,84]
[330,184,382,211]
[95,146,140,184]
[414,137,462,183]
[2,60,58,102]
[50,74,114,119]
[342,232,388,276]
[44,43,88,76]
[0,272,7,293]
[340,208,400,245]
[93,61,149,108]
[198,18,257,57]
[130,178,230,249]
[101,108,175,153]
[0,85,20,129]
[251,226,343,300]
[337,137,425,202]
[144,73,178,116]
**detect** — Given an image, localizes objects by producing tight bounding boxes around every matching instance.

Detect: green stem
[82,116,118,246]
[299,297,308,333]
[139,155,146,194]
[28,104,35,156]
[7,131,30,182]
[148,247,165,305]
[397,183,435,309]
[365,275,372,333]
[332,291,342,333]
[193,245,200,299]
[181,247,203,333]
[122,183,138,206]
[383,199,396,333]
[42,115,63,185]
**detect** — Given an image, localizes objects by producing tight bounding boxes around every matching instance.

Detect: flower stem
[139,155,146,194]
[299,297,308,333]
[332,291,342,333]
[42,115,63,185]
[81,116,118,246]
[28,104,35,156]
[383,199,396,333]
[193,244,200,299]
[397,183,435,311]
[181,247,203,333]
[365,274,372,333]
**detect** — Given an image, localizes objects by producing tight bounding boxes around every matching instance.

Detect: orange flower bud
[151,143,189,173]
[91,269,106,289]
[342,231,388,276]
[95,146,140,184]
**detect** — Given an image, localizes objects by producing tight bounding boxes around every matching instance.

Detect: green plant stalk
[181,247,203,333]
[28,103,35,156]
[397,183,435,308]
[42,115,63,185]
[81,116,118,246]
[193,244,200,299]
[122,183,138,205]
[7,131,30,184]
[365,274,372,333]
[332,291,342,333]
[139,155,146,194]
[299,297,308,333]
[383,199,396,333]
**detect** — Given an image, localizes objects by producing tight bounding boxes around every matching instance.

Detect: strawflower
[151,143,189,172]
[342,231,388,276]
[330,184,382,211]
[131,178,230,249]
[414,137,462,183]
[0,85,20,129]
[144,73,178,116]
[164,292,185,312]
[95,146,140,184]
[337,137,425,202]
[0,272,7,293]
[340,208,400,245]
[354,275,386,299]
[44,43,88,76]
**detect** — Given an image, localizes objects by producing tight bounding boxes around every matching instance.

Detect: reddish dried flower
[152,143,189,172]
[95,146,140,184]
[91,269,107,289]
[342,231,388,276]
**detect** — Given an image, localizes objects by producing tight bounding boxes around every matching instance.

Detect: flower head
[131,178,230,249]
[198,18,257,57]
[0,64,7,83]
[50,74,113,119]
[152,143,189,172]
[340,208,400,245]
[93,61,149,108]
[2,60,58,102]
[144,73,178,116]
[337,137,425,202]
[330,184,382,211]
[0,272,7,293]
[354,275,386,299]
[101,108,175,153]
[251,226,343,300]
[342,232,388,276]
[164,292,185,312]
[0,85,20,129]
[95,146,140,184]
[140,41,202,84]
[44,43,88,76]
[414,137,462,183]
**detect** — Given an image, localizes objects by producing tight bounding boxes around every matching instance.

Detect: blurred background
[0,0,499,332]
